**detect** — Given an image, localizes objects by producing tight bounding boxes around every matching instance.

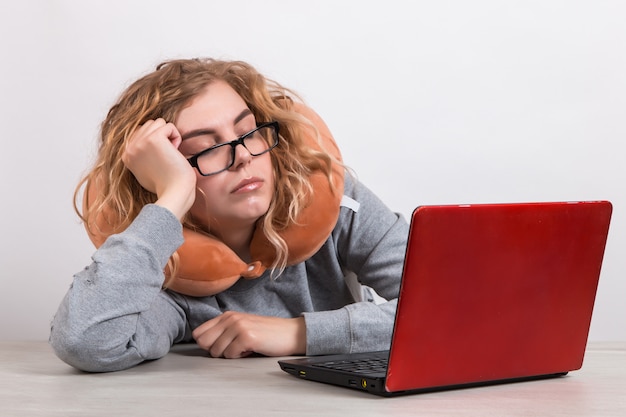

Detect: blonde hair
[76,58,337,275]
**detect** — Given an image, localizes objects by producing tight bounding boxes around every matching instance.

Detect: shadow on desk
[168,342,209,358]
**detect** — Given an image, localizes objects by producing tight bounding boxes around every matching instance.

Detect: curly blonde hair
[76,58,338,275]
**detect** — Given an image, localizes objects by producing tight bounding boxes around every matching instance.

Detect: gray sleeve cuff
[303,308,351,356]
[303,300,397,356]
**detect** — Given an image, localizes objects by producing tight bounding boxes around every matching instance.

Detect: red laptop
[278,201,613,396]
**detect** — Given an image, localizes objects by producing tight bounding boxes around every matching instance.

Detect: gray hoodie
[49,176,409,372]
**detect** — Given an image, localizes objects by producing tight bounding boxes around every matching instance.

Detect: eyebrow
[181,109,253,140]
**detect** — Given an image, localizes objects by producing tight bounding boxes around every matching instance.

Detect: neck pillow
[84,105,344,296]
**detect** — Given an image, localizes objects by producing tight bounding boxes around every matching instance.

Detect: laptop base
[279,355,568,397]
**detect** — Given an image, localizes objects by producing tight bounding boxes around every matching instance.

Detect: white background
[1,0,624,341]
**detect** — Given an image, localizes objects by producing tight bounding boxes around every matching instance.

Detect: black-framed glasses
[187,121,279,176]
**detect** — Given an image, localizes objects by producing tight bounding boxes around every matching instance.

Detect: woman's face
[175,81,275,234]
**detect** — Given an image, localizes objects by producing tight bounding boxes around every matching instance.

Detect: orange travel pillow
[85,105,344,296]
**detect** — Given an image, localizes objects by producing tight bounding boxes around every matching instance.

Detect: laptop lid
[385,200,612,392]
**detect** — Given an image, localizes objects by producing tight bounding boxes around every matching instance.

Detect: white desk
[1,341,624,416]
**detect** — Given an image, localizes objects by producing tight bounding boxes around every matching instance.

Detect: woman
[50,58,409,372]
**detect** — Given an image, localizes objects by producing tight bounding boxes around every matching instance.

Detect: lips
[232,177,264,193]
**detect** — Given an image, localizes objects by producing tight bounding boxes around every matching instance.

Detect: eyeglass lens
[195,124,278,175]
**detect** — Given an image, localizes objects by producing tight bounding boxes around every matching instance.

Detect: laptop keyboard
[312,357,388,374]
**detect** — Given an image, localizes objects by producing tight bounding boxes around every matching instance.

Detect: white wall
[1,0,624,341]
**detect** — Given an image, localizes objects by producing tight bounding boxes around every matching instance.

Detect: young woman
[49,58,409,372]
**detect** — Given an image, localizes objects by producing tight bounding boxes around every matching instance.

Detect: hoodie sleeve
[303,177,409,355]
[49,204,190,372]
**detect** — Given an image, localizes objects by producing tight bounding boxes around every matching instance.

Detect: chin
[226,197,270,221]
[243,205,272,222]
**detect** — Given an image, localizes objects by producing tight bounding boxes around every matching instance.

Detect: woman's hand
[192,312,306,358]
[122,118,196,220]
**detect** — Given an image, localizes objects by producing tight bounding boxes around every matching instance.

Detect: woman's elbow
[49,327,144,373]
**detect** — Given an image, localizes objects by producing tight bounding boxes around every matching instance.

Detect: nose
[230,142,253,170]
